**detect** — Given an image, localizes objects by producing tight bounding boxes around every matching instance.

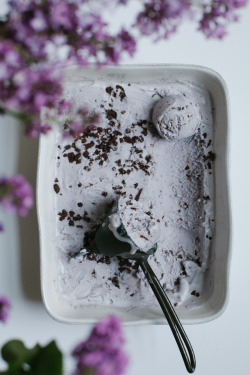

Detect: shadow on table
[18,133,42,302]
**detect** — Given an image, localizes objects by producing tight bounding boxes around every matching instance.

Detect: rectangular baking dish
[37,64,231,325]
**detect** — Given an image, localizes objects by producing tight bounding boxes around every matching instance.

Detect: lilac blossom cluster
[0,175,33,220]
[0,296,10,323]
[135,0,190,40]
[134,0,248,41]
[0,0,136,138]
[199,0,249,38]
[72,315,129,375]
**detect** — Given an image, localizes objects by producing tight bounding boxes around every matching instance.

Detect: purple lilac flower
[25,120,51,138]
[100,29,136,65]
[0,63,63,137]
[0,175,33,217]
[72,315,129,375]
[5,66,63,113]
[6,0,135,66]
[0,296,10,323]
[0,41,24,81]
[135,0,190,41]
[199,0,249,38]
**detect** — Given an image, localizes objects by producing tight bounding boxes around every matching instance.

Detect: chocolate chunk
[191,290,200,297]
[135,188,143,201]
[106,86,113,95]
[77,202,83,207]
[108,276,120,288]
[67,152,75,163]
[53,184,60,194]
[203,151,216,162]
[106,109,117,120]
[58,209,67,221]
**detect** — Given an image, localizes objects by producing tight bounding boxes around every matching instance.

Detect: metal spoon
[89,201,196,373]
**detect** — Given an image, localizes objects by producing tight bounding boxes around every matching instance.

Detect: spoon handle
[138,257,196,373]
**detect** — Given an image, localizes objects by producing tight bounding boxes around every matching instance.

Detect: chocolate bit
[85,141,95,149]
[116,84,125,92]
[97,256,111,265]
[105,86,113,95]
[67,152,75,163]
[78,183,82,187]
[191,290,200,297]
[145,155,152,163]
[203,151,216,162]
[83,211,91,223]
[118,168,126,175]
[83,150,89,158]
[76,225,83,229]
[106,109,117,120]
[102,192,108,197]
[68,220,74,227]
[58,209,67,221]
[119,91,126,101]
[108,276,120,288]
[73,214,82,221]
[203,195,211,202]
[77,202,83,207]
[53,183,60,194]
[135,188,143,201]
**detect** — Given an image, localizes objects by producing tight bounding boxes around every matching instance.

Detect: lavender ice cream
[52,79,214,310]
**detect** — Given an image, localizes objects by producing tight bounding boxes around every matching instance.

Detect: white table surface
[1,3,250,374]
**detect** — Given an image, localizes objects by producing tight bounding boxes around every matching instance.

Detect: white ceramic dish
[37,64,231,325]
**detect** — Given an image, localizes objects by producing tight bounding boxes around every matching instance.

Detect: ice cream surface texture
[53,79,214,310]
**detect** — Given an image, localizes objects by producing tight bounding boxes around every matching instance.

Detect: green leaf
[28,341,63,375]
[0,340,63,375]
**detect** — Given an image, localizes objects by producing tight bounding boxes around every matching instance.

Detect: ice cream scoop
[89,199,196,373]
[152,94,201,140]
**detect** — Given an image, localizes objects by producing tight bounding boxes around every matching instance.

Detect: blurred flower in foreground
[199,0,249,39]
[63,109,101,139]
[72,315,128,375]
[0,296,10,323]
[0,175,33,217]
